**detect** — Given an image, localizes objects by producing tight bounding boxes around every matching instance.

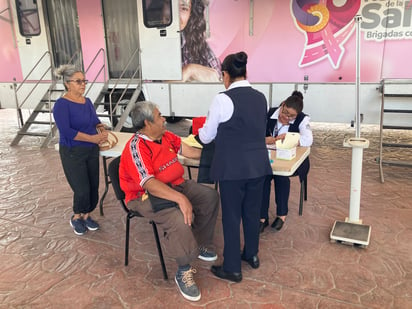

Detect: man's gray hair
[130,101,158,130]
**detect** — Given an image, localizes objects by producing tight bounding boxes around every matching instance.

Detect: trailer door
[44,0,83,70]
[102,0,139,79]
[11,0,50,79]
[137,0,182,80]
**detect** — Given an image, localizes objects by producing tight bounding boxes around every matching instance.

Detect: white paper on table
[276,132,300,149]
[182,134,203,148]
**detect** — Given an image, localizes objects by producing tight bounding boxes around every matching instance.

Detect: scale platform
[330,220,371,247]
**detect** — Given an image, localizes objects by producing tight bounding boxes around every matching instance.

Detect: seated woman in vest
[260,91,313,232]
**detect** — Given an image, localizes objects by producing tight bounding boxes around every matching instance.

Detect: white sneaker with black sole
[198,246,217,262]
[84,216,99,231]
[70,215,87,236]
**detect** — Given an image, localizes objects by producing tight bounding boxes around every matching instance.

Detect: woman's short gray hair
[130,101,158,130]
[54,64,82,90]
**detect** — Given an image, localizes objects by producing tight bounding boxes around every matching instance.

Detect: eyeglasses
[281,105,297,119]
[67,79,88,85]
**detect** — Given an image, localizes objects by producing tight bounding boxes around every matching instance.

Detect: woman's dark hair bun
[291,90,303,99]
[234,51,247,68]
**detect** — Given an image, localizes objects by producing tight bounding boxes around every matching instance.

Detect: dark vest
[210,87,272,181]
[266,107,310,180]
[266,107,306,136]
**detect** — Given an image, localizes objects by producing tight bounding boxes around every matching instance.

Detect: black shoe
[241,254,260,269]
[271,217,284,231]
[259,219,269,233]
[211,265,242,282]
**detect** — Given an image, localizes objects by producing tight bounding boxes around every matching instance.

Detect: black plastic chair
[297,174,307,216]
[292,157,309,216]
[108,156,168,280]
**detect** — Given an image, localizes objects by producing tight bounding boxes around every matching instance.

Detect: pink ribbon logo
[292,0,361,69]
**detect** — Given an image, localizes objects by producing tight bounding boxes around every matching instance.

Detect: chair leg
[299,180,305,216]
[99,156,109,216]
[125,214,131,266]
[304,177,308,201]
[187,167,192,180]
[151,221,168,280]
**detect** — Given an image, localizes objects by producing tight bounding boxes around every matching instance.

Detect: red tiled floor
[1,109,411,308]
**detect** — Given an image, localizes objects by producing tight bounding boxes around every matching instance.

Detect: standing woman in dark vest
[259,91,313,233]
[199,51,272,282]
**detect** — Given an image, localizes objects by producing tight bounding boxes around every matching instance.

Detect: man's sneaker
[70,215,87,236]
[84,216,99,231]
[198,246,217,262]
[175,267,201,301]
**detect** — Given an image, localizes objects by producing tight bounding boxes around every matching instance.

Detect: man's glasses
[67,79,88,85]
[281,105,297,119]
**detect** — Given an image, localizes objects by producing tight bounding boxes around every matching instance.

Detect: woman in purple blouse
[53,64,108,236]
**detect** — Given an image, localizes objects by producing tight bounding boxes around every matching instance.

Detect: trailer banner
[206,0,412,83]
[291,0,360,69]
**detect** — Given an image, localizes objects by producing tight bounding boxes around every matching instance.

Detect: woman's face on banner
[179,0,191,30]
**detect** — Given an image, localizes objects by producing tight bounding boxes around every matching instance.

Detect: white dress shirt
[199,80,251,144]
[270,108,313,147]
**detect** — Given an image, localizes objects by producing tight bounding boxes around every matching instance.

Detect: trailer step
[27,121,55,125]
[97,114,121,118]
[17,132,49,137]
[95,101,129,106]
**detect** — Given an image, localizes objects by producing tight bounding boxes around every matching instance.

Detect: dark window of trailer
[142,0,172,28]
[15,0,41,36]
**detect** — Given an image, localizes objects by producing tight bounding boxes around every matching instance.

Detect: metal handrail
[0,0,11,22]
[47,80,57,133]
[15,51,51,93]
[84,48,106,97]
[0,7,9,15]
[1,1,16,48]
[109,67,140,127]
[107,46,141,125]
[67,50,80,66]
[13,51,52,126]
[85,48,105,75]
[17,66,52,109]
[13,48,107,131]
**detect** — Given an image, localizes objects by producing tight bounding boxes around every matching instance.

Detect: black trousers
[59,145,100,215]
[219,176,266,273]
[260,157,310,219]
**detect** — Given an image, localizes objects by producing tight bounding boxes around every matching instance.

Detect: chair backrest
[108,156,126,201]
[108,156,145,218]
